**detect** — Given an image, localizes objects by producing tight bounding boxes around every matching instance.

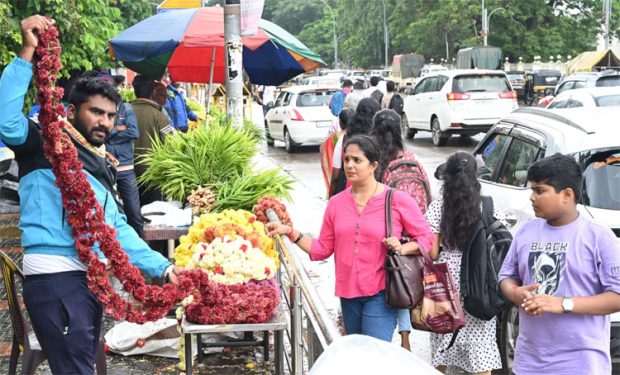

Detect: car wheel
[499,306,519,372]
[284,129,296,153]
[400,114,415,140]
[264,121,274,146]
[431,117,448,147]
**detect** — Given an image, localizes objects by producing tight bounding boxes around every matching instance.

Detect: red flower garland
[184,280,280,325]
[34,23,280,326]
[33,21,207,323]
[253,196,292,227]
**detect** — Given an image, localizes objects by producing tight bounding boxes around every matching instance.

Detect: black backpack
[460,196,513,320]
[370,89,384,104]
[389,93,404,115]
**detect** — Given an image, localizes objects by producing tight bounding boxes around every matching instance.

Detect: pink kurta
[310,186,434,298]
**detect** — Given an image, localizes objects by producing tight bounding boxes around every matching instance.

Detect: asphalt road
[262,132,483,203]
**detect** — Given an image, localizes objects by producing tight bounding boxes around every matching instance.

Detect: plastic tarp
[565,49,620,75]
[398,53,425,78]
[457,46,502,70]
[309,335,442,375]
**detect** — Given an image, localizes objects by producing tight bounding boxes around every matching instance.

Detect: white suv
[402,69,518,146]
[471,107,620,370]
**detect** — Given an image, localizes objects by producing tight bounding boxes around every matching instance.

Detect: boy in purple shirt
[499,153,620,375]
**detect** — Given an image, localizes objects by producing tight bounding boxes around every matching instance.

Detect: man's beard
[73,115,108,147]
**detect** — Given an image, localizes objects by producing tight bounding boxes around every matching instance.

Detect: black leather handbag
[384,188,424,309]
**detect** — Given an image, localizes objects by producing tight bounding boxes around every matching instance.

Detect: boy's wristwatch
[562,297,574,313]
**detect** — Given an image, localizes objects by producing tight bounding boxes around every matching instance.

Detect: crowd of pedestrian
[280,69,620,375]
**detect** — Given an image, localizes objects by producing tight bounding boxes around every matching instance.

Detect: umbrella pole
[225,0,244,129]
[205,48,216,125]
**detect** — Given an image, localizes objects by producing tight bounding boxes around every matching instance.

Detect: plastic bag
[309,334,441,374]
[104,319,241,358]
[104,318,183,358]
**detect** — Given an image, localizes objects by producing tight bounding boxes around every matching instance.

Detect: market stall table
[180,305,287,375]
[142,225,188,259]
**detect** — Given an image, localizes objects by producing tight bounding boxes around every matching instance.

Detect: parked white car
[546,86,620,109]
[264,85,338,153]
[471,106,620,371]
[401,69,519,146]
[301,76,341,87]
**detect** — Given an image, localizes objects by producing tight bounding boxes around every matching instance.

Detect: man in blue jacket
[0,15,179,374]
[105,76,143,237]
[165,81,197,132]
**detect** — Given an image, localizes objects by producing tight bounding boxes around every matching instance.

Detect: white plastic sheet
[104,318,182,358]
[309,334,442,375]
[141,200,192,227]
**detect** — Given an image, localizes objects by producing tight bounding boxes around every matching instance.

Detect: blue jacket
[165,84,197,132]
[329,90,346,117]
[0,57,170,279]
[105,101,139,166]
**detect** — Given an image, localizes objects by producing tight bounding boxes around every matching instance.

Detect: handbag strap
[385,188,394,238]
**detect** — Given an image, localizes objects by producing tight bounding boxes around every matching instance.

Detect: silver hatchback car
[472,106,620,371]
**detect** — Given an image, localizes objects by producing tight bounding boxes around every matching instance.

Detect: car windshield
[507,73,524,81]
[453,74,511,93]
[582,150,620,210]
[595,94,620,107]
[596,76,620,87]
[296,90,337,107]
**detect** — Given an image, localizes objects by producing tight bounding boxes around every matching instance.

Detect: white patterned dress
[424,200,504,373]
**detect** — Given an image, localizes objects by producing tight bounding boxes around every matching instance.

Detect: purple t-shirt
[499,214,620,375]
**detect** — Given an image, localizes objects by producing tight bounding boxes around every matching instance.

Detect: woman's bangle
[294,232,304,244]
[287,228,296,241]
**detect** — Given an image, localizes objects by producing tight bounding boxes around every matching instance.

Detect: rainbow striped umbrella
[109,7,325,85]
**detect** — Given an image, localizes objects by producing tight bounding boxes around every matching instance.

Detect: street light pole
[318,0,337,68]
[381,0,389,67]
[483,6,504,46]
[604,0,612,50]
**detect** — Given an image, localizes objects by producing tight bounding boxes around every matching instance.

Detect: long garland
[34,21,208,324]
[34,22,288,326]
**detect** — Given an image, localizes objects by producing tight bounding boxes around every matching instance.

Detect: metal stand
[181,306,286,374]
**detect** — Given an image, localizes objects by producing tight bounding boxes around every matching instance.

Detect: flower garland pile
[34,21,211,323]
[175,209,278,268]
[35,22,285,338]
[189,236,276,285]
[253,196,292,227]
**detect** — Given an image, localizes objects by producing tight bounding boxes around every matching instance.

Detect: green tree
[0,0,157,75]
[297,18,335,66]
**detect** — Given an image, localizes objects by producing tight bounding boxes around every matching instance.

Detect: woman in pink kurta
[267,135,434,342]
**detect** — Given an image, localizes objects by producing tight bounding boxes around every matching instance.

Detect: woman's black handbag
[384,188,424,309]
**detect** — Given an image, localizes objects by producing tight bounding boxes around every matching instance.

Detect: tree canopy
[262,0,620,68]
[0,0,155,76]
[1,0,618,73]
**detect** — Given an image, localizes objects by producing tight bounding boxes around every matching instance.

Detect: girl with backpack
[425,152,505,375]
[266,135,434,343]
[371,109,432,351]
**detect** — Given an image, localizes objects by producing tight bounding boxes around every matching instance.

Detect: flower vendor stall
[33,20,294,374]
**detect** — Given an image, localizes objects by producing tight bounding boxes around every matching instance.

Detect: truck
[456,46,502,70]
[390,53,425,89]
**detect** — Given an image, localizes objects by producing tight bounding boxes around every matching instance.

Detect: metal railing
[266,209,341,374]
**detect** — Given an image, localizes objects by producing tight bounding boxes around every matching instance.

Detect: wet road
[262,132,482,205]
